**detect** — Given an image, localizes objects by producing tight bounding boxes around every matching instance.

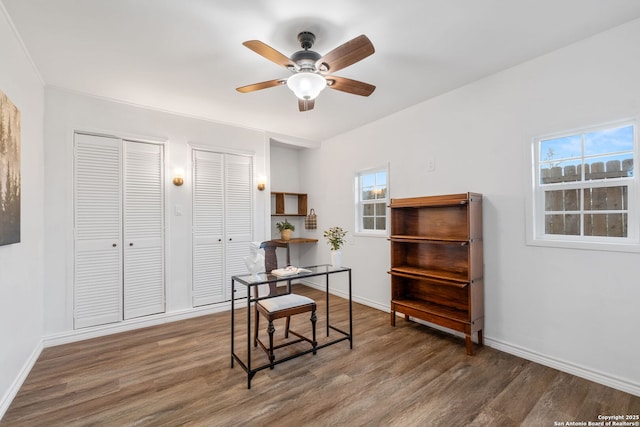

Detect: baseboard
[297,281,640,397]
[298,279,389,312]
[484,337,640,397]
[43,302,232,347]
[8,288,638,423]
[0,340,43,420]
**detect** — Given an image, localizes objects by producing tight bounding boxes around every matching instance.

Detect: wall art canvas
[0,90,21,246]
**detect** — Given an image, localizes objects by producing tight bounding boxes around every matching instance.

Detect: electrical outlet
[426,157,436,172]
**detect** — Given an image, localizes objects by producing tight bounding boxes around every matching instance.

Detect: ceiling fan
[236,31,376,112]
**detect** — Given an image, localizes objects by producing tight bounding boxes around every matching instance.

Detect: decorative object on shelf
[323,226,347,268]
[305,208,317,229]
[276,219,295,241]
[243,242,265,281]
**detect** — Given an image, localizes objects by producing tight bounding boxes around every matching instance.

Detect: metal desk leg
[325,273,330,337]
[247,286,252,389]
[231,278,235,368]
[349,269,353,349]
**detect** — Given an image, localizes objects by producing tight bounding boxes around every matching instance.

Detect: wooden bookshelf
[389,192,484,355]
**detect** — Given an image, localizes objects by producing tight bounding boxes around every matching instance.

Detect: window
[530,120,639,251]
[355,166,388,234]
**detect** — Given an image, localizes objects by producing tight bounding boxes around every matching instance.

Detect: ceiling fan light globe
[286,72,326,100]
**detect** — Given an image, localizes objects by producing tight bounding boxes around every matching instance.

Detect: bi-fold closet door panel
[73,133,165,329]
[74,133,123,329]
[224,154,253,300]
[192,151,225,306]
[192,150,253,307]
[123,140,165,320]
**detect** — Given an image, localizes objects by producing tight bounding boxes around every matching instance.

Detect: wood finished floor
[2,285,639,426]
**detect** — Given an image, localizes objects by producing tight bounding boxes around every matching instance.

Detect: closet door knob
[112,243,117,247]
[129,243,133,246]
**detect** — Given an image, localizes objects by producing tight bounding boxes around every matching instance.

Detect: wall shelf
[271,192,308,216]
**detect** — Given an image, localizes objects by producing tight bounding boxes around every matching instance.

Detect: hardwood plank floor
[2,285,639,426]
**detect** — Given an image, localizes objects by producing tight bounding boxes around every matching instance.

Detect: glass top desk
[231,264,352,388]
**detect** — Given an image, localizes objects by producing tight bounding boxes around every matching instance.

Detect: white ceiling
[4,0,640,142]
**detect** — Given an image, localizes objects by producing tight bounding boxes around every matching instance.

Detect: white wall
[0,3,45,416]
[269,143,320,265]
[299,19,640,394]
[43,88,270,336]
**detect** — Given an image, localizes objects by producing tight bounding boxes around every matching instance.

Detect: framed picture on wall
[0,89,21,246]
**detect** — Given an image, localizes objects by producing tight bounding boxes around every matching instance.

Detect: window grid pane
[535,122,637,246]
[543,185,629,238]
[357,168,388,232]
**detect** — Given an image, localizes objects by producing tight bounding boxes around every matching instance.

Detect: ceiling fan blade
[316,35,375,74]
[298,98,315,112]
[326,76,376,97]
[242,40,296,69]
[236,79,286,93]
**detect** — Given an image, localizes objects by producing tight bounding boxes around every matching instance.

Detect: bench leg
[267,321,275,369]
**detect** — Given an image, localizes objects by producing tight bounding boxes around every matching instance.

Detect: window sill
[527,236,640,253]
[353,231,389,238]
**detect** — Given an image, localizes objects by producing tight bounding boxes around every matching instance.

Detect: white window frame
[354,165,389,237]
[527,119,640,253]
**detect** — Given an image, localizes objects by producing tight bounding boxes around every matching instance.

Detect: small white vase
[330,250,342,268]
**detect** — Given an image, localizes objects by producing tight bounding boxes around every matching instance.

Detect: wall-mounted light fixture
[173,168,184,186]
[257,176,267,191]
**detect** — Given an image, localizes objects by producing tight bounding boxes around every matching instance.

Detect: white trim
[43,302,233,347]
[0,2,45,85]
[0,341,43,420]
[354,164,390,234]
[300,278,640,397]
[352,231,389,238]
[527,118,640,252]
[267,133,321,149]
[187,141,255,157]
[47,85,272,138]
[298,279,389,313]
[485,337,640,397]
[74,128,168,144]
[5,288,638,420]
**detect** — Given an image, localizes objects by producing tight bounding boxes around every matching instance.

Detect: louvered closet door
[74,133,123,329]
[224,154,253,300]
[192,150,225,306]
[123,141,165,319]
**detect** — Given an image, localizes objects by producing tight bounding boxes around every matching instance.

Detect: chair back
[257,240,288,297]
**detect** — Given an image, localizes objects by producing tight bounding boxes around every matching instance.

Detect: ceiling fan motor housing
[292,32,321,71]
[298,31,316,49]
[291,49,321,71]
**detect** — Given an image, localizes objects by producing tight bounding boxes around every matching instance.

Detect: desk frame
[231,265,352,388]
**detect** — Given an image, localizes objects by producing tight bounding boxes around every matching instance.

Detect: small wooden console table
[268,237,318,265]
[231,265,352,388]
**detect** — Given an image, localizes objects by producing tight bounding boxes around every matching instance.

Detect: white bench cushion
[258,294,314,312]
